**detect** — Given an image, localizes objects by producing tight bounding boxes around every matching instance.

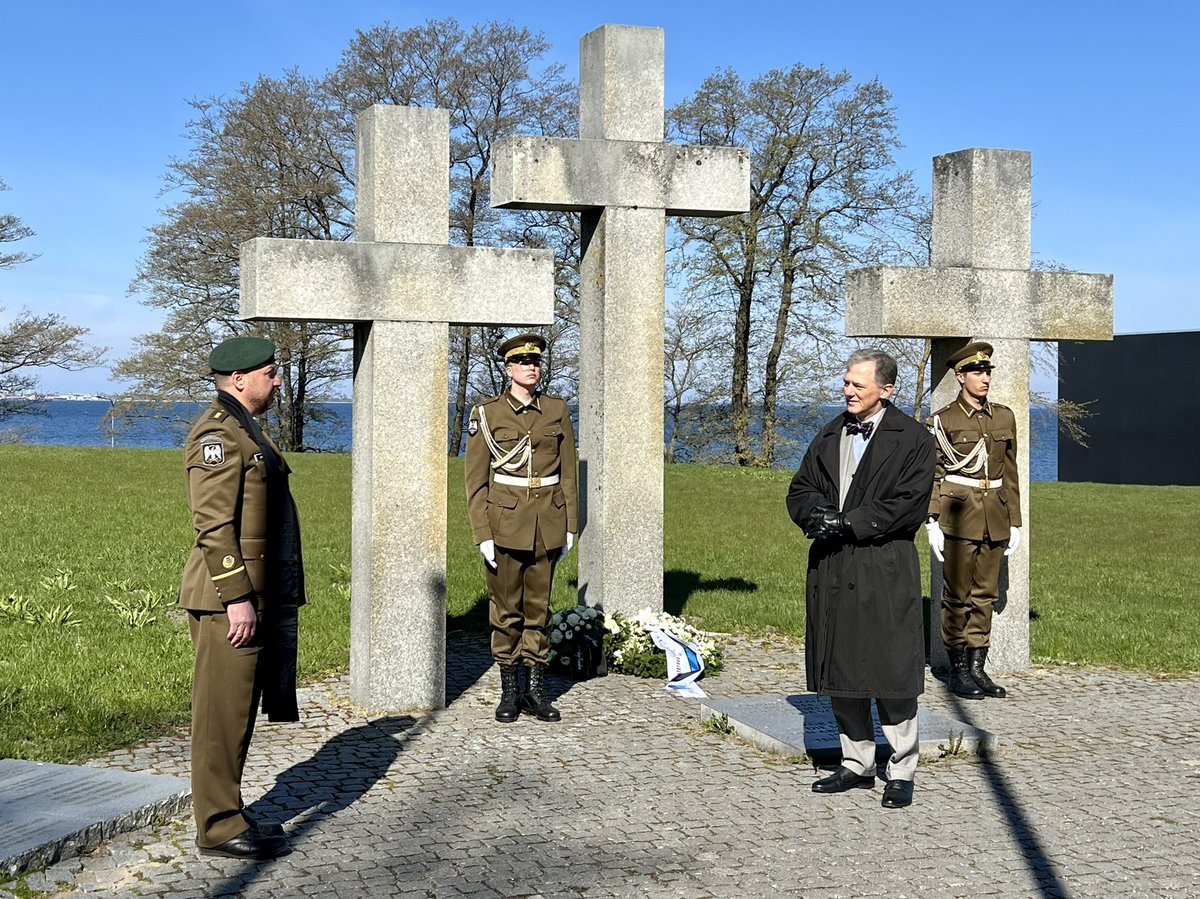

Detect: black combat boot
[495,663,521,723]
[947,647,985,699]
[519,662,561,722]
[968,646,1007,698]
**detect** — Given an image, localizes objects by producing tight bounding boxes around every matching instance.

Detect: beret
[209,336,276,374]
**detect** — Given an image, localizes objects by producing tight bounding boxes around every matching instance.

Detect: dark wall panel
[1058,332,1200,485]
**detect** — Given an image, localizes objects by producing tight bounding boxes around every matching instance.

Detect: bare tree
[664,292,728,463]
[116,72,353,450]
[0,309,106,421]
[670,64,922,466]
[1,183,105,422]
[326,19,577,455]
[0,178,38,270]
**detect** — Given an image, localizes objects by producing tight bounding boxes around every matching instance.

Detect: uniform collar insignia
[505,391,541,412]
[957,398,991,418]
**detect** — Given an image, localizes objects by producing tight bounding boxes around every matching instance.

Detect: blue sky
[2,1,1196,394]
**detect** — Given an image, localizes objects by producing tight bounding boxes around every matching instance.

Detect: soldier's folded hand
[225,598,258,647]
[925,520,945,561]
[1004,526,1021,557]
[478,539,497,570]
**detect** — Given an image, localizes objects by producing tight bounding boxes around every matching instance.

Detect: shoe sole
[812,780,875,793]
[198,847,289,860]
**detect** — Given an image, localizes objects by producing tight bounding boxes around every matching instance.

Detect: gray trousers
[830,696,920,783]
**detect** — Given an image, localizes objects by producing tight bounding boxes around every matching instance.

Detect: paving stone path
[15,633,1200,898]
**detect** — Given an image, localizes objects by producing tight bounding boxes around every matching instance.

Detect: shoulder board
[210,410,226,420]
[989,401,1012,411]
[476,395,502,407]
[934,402,956,416]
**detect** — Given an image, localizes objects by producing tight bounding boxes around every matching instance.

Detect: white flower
[567,612,581,627]
[550,630,563,644]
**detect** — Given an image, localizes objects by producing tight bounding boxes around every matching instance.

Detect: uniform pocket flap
[940,484,970,501]
[542,424,563,437]
[990,429,1014,441]
[489,490,519,509]
[491,427,519,441]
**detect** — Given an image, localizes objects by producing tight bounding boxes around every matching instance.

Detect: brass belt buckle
[978,477,989,492]
[529,476,541,489]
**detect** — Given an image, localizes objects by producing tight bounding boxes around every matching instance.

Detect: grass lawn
[1,445,1196,762]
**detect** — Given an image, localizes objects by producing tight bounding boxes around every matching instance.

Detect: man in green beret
[925,342,1021,700]
[465,333,578,723]
[178,335,306,859]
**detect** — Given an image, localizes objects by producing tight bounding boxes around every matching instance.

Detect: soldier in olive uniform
[925,342,1022,700]
[179,336,305,859]
[464,334,578,723]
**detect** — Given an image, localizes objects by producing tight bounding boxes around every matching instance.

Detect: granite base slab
[0,760,190,877]
[700,694,998,763]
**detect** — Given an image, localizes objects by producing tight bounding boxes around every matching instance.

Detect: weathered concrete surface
[240,239,552,325]
[491,138,749,216]
[239,105,553,713]
[845,148,1114,674]
[42,634,1200,898]
[493,25,749,617]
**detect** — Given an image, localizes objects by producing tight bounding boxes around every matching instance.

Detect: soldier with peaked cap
[464,333,578,724]
[925,342,1022,700]
[179,336,306,860]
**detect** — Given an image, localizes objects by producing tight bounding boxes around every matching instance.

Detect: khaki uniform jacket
[926,398,1022,541]
[178,400,291,612]
[464,392,578,552]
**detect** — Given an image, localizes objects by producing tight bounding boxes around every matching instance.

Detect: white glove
[925,520,945,562]
[478,539,496,570]
[1004,526,1021,557]
[558,532,575,561]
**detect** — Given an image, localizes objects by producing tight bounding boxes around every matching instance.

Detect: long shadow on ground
[940,678,1070,898]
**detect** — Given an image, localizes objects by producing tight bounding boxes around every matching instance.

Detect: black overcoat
[786,404,935,699]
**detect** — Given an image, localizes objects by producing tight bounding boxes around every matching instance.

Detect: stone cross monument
[845,148,1113,672]
[240,105,554,712]
[491,24,750,615]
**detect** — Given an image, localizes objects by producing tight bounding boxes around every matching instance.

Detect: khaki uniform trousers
[941,535,1007,650]
[487,530,556,664]
[188,610,260,848]
[831,696,920,783]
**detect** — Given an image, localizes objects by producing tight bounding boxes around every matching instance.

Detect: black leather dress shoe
[812,766,875,793]
[881,779,914,809]
[243,812,285,837]
[199,830,289,860]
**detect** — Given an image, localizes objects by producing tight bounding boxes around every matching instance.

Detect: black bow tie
[845,418,874,438]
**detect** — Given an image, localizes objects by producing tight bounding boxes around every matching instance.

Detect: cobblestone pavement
[17,632,1200,898]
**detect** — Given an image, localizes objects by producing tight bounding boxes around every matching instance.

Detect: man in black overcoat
[786,349,935,810]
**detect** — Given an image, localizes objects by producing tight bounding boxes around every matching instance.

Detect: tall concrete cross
[845,148,1113,672]
[239,105,554,712]
[491,24,750,615]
